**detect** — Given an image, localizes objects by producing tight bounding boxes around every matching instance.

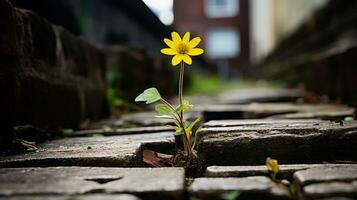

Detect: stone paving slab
[186,88,302,106]
[268,111,355,121]
[0,167,184,199]
[197,119,357,167]
[121,111,201,127]
[203,119,323,127]
[195,103,354,121]
[293,165,357,199]
[86,118,125,129]
[294,165,357,186]
[189,176,290,200]
[205,164,356,179]
[0,194,141,200]
[218,88,302,104]
[0,132,174,167]
[72,126,171,137]
[303,181,357,199]
[315,198,355,200]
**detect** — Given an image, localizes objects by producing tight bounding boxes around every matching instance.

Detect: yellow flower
[161,32,204,66]
[266,157,279,175]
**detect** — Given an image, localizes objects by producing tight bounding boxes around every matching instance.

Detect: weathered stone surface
[73,126,172,137]
[121,111,201,127]
[204,119,323,127]
[268,106,356,120]
[86,118,125,129]
[206,164,355,179]
[196,103,354,121]
[315,198,355,200]
[303,181,357,199]
[0,132,174,167]
[0,167,184,199]
[189,176,289,200]
[120,112,172,127]
[294,165,357,186]
[218,88,302,104]
[0,194,141,200]
[184,88,301,106]
[294,165,357,199]
[197,119,357,168]
[0,0,107,129]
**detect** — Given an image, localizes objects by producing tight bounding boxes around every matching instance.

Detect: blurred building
[173,0,250,78]
[249,0,328,63]
[10,0,171,53]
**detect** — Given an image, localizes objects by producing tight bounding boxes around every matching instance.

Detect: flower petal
[171,32,181,44]
[182,55,192,65]
[188,48,204,56]
[172,54,182,66]
[161,48,177,55]
[182,32,190,44]
[164,38,176,49]
[188,37,201,49]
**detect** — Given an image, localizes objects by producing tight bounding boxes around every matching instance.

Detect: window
[206,28,240,59]
[205,0,239,18]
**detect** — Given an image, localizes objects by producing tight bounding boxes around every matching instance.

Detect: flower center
[176,43,189,54]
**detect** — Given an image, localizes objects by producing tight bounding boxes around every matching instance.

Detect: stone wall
[104,45,177,103]
[0,0,107,130]
[0,0,178,138]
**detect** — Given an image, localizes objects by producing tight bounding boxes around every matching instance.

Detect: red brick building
[173,0,250,77]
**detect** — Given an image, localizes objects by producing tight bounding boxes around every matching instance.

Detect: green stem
[179,62,184,117]
[178,61,192,158]
[160,97,189,152]
[160,98,176,113]
[191,127,200,152]
[160,98,180,122]
[161,62,192,159]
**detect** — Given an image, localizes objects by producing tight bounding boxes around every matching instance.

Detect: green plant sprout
[135,32,204,161]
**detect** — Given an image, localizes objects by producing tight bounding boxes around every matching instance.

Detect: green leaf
[135,88,161,104]
[167,125,183,133]
[174,121,181,127]
[221,191,240,200]
[186,118,201,137]
[155,104,173,115]
[176,100,193,113]
[167,125,183,136]
[344,116,354,122]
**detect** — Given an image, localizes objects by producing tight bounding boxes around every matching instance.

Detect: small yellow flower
[161,32,204,66]
[266,157,279,179]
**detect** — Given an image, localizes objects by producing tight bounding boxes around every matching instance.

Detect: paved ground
[1,88,356,200]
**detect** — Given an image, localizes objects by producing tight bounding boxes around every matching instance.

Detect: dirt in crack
[142,149,200,178]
